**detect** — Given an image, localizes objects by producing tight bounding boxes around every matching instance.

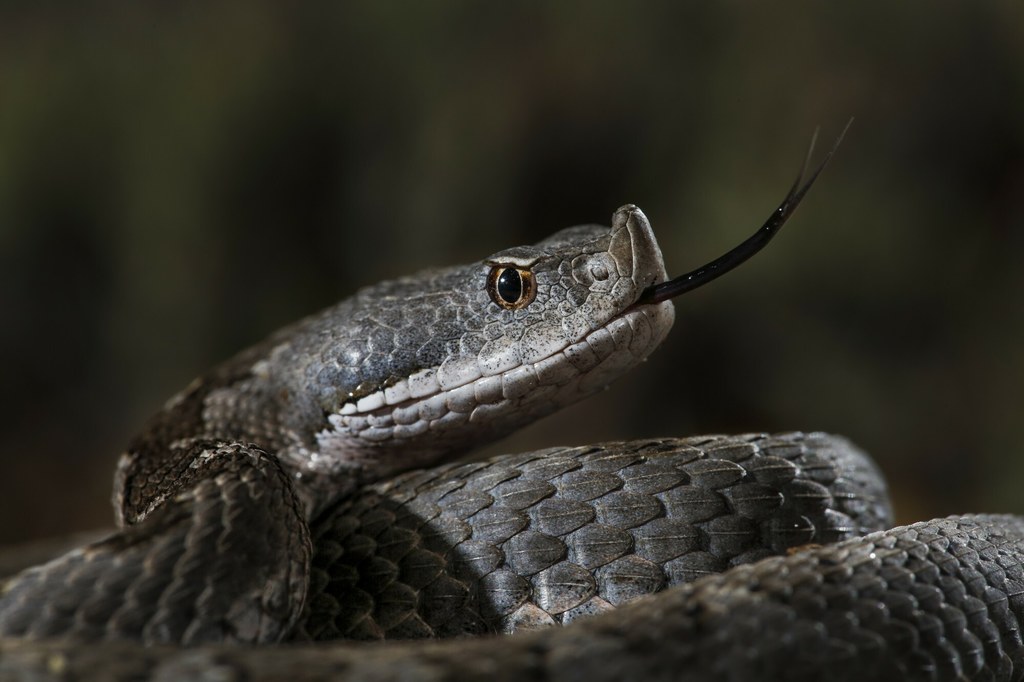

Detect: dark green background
[1,4,1022,543]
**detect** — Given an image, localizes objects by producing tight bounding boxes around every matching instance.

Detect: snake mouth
[328,299,673,448]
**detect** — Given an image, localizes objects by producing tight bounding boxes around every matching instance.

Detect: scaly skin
[297,432,891,640]
[2,202,1022,680]
[0,433,889,648]
[2,515,1024,681]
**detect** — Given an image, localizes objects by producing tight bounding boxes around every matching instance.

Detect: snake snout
[610,205,670,296]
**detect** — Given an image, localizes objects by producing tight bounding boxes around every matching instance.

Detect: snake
[2,129,1023,682]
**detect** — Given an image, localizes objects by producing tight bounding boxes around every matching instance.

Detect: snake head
[279,206,676,501]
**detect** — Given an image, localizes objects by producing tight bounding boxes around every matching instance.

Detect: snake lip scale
[3,127,1021,682]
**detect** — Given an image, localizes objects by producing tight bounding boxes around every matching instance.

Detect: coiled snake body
[2,141,1022,681]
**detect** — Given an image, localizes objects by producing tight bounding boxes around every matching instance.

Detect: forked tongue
[637,121,852,306]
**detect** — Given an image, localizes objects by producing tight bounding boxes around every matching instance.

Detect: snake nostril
[573,253,616,289]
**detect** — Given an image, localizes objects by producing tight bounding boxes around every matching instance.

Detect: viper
[2,127,1022,681]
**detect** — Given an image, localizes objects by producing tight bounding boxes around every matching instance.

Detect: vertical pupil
[497,268,523,303]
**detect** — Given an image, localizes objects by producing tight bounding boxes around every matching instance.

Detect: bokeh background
[1,3,1022,544]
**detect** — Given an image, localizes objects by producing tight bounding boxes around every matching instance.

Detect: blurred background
[0,3,1021,544]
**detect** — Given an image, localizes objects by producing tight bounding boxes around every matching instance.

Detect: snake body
[1,199,1022,681]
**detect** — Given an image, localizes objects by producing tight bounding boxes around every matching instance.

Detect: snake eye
[487,265,536,310]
